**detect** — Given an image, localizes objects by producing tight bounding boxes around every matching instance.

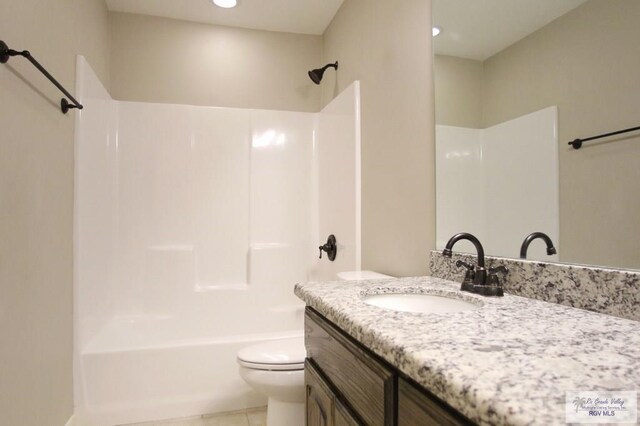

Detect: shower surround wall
[74,57,361,425]
[436,106,559,261]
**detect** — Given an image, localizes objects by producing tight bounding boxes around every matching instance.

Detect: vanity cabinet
[305,307,474,426]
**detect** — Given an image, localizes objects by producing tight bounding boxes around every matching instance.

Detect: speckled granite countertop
[294,276,640,426]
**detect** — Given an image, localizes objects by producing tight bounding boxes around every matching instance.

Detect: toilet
[238,337,306,426]
[237,270,393,425]
[336,270,394,281]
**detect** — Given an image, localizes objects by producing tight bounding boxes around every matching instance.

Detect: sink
[362,293,481,314]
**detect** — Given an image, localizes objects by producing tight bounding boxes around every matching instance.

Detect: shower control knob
[318,234,337,261]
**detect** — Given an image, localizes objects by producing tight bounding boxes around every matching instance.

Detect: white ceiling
[106,1,589,56]
[105,0,344,35]
[433,0,589,61]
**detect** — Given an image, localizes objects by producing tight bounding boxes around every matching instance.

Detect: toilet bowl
[237,271,394,425]
[237,337,306,426]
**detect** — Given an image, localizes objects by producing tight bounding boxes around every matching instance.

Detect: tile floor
[123,407,267,426]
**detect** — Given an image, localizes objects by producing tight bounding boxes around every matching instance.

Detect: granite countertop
[294,276,640,426]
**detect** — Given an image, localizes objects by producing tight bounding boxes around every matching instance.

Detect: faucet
[442,232,506,297]
[442,232,487,287]
[520,232,557,259]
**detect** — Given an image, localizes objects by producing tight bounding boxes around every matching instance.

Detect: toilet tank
[336,270,394,281]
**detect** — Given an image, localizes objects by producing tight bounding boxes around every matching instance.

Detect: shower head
[308,61,338,85]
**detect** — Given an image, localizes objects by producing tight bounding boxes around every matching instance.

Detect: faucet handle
[482,266,508,297]
[488,266,508,276]
[318,234,337,261]
[455,260,475,292]
[455,260,474,271]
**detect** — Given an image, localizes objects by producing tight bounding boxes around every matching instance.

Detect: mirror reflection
[433,0,640,270]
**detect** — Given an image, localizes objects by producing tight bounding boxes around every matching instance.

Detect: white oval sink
[362,293,481,314]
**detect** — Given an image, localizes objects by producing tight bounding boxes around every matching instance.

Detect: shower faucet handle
[318,234,337,261]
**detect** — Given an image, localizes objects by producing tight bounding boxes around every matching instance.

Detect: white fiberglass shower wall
[74,57,361,425]
[436,106,559,261]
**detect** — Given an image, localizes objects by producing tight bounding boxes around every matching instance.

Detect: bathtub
[76,304,304,426]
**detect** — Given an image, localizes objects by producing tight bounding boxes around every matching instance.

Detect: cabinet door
[306,360,334,426]
[334,399,363,426]
[398,378,474,426]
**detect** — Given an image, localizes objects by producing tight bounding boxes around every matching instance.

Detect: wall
[0,0,110,425]
[316,82,362,279]
[109,12,323,112]
[481,0,640,269]
[321,0,435,277]
[434,55,483,128]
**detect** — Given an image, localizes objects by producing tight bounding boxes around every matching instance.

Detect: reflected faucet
[520,232,557,259]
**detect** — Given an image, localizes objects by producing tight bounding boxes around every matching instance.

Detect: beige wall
[481,0,640,269]
[0,1,110,425]
[434,55,483,128]
[110,12,322,112]
[322,0,435,277]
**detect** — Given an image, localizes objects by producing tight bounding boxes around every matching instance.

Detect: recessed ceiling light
[212,0,237,8]
[432,26,441,37]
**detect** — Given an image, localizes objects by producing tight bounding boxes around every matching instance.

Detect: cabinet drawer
[305,308,394,426]
[398,378,474,426]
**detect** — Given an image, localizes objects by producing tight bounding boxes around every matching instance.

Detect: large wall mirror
[433,0,640,271]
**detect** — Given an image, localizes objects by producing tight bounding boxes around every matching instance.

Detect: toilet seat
[237,359,304,371]
[237,337,305,371]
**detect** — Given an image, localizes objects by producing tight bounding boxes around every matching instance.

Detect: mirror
[433,0,640,271]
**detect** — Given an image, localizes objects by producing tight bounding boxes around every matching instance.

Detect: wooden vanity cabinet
[305,307,474,426]
[305,307,394,425]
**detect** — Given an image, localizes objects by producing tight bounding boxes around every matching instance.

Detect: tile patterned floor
[123,407,267,426]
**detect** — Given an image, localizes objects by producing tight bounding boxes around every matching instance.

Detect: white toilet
[238,337,306,426]
[335,270,394,281]
[237,270,393,425]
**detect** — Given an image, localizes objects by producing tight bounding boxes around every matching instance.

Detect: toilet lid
[337,270,394,281]
[237,337,305,371]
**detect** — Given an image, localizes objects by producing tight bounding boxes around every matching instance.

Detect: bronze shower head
[308,61,338,84]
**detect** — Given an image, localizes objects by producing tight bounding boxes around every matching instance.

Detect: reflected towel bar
[1,39,83,114]
[568,125,640,150]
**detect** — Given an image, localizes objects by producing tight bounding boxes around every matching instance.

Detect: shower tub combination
[80,310,303,424]
[73,57,361,425]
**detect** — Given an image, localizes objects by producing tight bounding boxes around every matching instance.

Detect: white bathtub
[76,305,304,426]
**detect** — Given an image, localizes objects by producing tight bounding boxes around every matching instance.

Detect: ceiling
[106,1,589,56]
[433,0,589,61]
[105,0,344,35]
